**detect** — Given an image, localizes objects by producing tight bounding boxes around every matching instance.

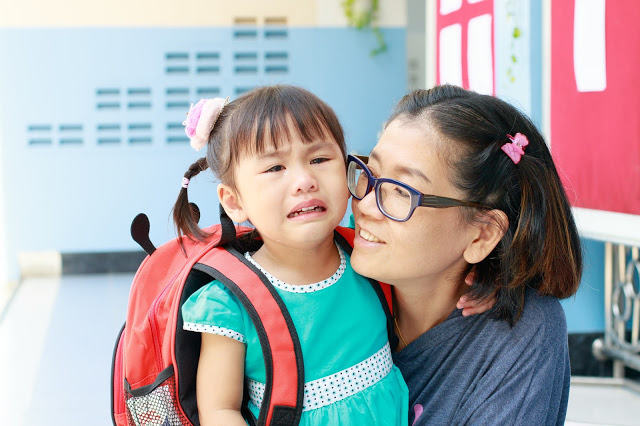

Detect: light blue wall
[0,27,406,280]
[494,0,543,126]
[560,239,606,333]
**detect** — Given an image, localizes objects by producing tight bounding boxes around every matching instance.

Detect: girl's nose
[294,167,317,193]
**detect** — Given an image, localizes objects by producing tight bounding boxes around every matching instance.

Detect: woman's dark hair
[389,84,582,324]
[172,84,346,244]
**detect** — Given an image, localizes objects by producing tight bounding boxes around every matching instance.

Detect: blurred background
[0,0,639,424]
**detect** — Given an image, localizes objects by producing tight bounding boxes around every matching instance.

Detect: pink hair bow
[501,133,529,164]
[183,97,229,151]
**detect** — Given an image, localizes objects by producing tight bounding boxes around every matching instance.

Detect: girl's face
[350,119,477,288]
[225,128,349,251]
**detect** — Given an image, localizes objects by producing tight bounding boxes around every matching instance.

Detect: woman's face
[350,118,476,288]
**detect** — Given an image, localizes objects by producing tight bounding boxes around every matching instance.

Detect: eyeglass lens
[347,160,413,220]
[347,161,368,198]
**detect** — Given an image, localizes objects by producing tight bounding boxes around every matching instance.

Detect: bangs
[226,86,344,158]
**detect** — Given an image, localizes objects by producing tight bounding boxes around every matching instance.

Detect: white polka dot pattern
[183,322,246,343]
[244,244,346,293]
[247,343,393,412]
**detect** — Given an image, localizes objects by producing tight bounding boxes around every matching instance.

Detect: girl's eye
[311,157,329,165]
[265,165,284,173]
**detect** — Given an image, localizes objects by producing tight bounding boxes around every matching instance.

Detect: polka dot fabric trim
[244,244,347,294]
[183,322,246,344]
[247,343,393,412]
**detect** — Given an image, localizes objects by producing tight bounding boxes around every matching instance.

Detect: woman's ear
[463,210,508,264]
[217,183,249,223]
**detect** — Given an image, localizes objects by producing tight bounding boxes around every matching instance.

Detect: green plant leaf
[342,0,387,56]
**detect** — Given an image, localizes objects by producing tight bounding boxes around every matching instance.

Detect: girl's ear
[217,183,249,223]
[463,210,508,264]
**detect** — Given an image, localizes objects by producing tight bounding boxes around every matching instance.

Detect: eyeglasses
[347,154,490,222]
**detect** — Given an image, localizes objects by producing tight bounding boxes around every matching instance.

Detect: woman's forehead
[372,120,442,163]
[370,120,455,186]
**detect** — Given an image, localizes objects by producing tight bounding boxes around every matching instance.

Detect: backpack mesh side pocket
[124,365,190,426]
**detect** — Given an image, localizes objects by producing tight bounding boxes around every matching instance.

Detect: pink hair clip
[182,177,190,189]
[183,97,230,151]
[501,133,529,164]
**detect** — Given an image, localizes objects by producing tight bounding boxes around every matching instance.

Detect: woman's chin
[350,249,384,281]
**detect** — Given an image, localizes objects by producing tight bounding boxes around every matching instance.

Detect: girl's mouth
[287,206,326,218]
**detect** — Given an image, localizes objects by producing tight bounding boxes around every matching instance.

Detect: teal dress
[182,243,408,425]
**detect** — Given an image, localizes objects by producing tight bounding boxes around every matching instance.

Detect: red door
[551,0,640,214]
[437,0,495,95]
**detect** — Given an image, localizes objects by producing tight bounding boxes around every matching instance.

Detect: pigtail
[473,136,583,324]
[489,155,548,323]
[172,157,210,245]
[512,153,582,299]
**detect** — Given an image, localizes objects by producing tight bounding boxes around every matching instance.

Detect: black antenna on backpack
[131,213,157,255]
[217,203,236,246]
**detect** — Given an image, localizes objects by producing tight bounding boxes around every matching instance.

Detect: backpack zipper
[149,271,180,371]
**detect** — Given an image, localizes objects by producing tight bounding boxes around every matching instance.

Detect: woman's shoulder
[463,288,567,350]
[516,287,568,341]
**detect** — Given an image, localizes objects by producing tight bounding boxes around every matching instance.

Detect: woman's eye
[265,165,284,173]
[311,157,329,165]
[393,186,411,199]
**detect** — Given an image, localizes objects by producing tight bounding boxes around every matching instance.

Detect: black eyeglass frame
[347,154,491,222]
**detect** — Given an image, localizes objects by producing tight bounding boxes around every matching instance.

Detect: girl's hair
[173,84,346,242]
[389,84,582,324]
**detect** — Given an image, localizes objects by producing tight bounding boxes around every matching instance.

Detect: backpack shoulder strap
[334,227,397,349]
[193,246,303,426]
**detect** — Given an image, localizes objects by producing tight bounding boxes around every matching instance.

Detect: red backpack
[111,213,394,426]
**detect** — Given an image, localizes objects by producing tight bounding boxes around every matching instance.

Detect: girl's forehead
[249,117,330,150]
[242,133,340,160]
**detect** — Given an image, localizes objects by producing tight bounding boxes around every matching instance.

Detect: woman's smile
[358,227,384,244]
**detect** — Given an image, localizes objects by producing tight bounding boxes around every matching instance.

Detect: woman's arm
[196,333,247,425]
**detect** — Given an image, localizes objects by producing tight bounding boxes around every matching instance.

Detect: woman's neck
[251,237,340,285]
[393,276,465,350]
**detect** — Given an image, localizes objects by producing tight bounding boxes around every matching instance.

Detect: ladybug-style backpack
[110,209,393,426]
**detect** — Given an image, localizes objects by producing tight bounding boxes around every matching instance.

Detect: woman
[348,85,582,425]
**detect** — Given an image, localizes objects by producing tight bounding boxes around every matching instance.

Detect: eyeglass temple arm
[420,195,488,209]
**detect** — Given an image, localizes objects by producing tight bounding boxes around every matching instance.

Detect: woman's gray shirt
[392,288,570,426]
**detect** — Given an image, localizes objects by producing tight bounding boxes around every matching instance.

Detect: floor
[566,379,640,426]
[0,274,130,426]
[1,274,639,426]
